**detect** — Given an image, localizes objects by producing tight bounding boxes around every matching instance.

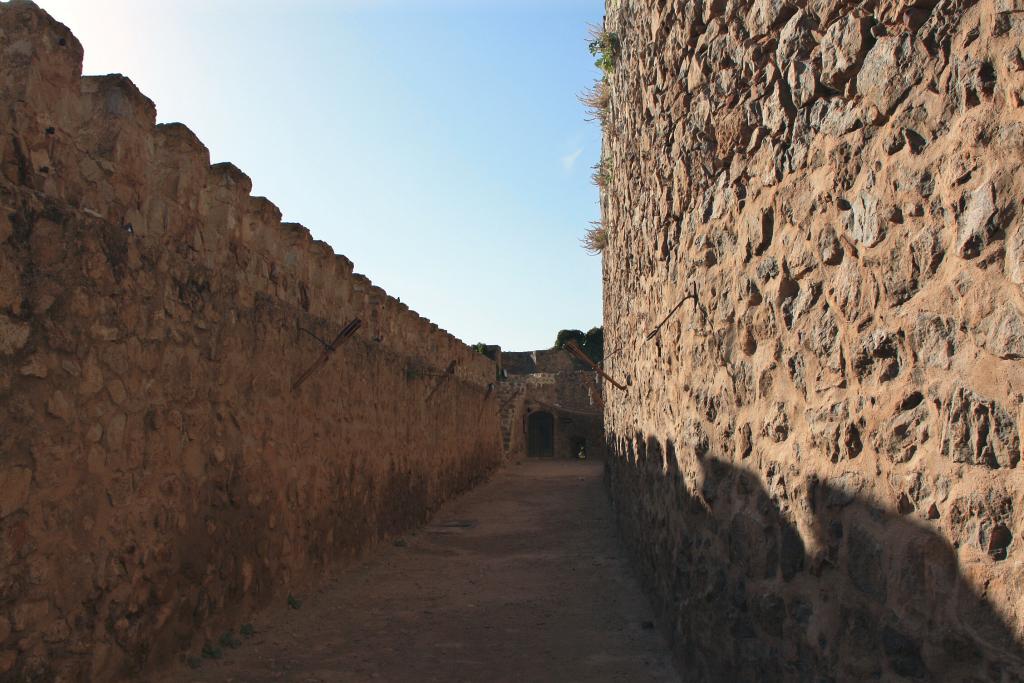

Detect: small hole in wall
[954,170,973,187]
[988,525,1012,561]
[741,330,756,356]
[899,392,924,412]
[58,37,67,46]
[979,61,997,97]
[838,198,852,211]
[45,127,55,135]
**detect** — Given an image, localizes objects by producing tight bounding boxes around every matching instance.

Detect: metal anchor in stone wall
[563,340,626,391]
[424,360,458,402]
[291,318,362,391]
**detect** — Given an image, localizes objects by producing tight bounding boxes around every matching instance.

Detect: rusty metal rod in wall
[646,283,698,341]
[424,360,458,402]
[292,318,362,391]
[563,340,627,391]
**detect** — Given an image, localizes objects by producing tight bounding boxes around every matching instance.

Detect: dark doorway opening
[527,411,555,458]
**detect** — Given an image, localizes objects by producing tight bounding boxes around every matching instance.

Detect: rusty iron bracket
[646,283,698,341]
[292,318,362,391]
[424,360,458,402]
[298,326,333,349]
[563,340,626,391]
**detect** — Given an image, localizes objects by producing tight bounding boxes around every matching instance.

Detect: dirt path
[156,459,678,682]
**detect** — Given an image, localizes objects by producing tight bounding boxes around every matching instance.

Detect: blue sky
[36,0,605,351]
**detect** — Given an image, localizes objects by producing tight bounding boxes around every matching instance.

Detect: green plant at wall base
[588,27,620,76]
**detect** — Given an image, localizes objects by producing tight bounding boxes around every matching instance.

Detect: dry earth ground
[152,459,678,683]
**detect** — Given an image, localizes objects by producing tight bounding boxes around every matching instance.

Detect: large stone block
[940,386,1020,469]
[820,15,873,89]
[857,34,923,115]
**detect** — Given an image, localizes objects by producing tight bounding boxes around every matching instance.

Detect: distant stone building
[489,347,605,460]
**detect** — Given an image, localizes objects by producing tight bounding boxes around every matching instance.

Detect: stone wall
[601,0,1024,679]
[501,349,588,375]
[0,3,502,680]
[497,368,605,459]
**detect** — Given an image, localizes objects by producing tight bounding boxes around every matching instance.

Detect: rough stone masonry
[0,2,503,680]
[600,0,1024,680]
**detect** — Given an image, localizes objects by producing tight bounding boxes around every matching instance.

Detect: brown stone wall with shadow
[0,3,502,680]
[600,0,1024,679]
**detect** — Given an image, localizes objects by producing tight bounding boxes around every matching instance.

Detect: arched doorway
[527,411,554,458]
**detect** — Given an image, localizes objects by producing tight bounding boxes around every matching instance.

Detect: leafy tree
[554,327,603,364]
[554,329,586,350]
[583,327,604,363]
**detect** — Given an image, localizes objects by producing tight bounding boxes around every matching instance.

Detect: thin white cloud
[561,147,583,172]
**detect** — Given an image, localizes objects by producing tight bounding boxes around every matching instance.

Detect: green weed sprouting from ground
[240,623,255,637]
[582,221,609,254]
[287,594,302,610]
[588,25,620,76]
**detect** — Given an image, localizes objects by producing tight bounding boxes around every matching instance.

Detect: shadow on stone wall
[606,432,1023,682]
